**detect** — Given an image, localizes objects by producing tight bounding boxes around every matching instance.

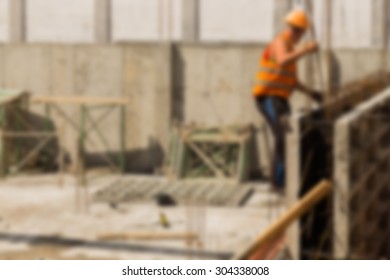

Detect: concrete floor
[0,174,284,260]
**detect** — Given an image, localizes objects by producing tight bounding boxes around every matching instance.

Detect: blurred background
[0,0,389,261]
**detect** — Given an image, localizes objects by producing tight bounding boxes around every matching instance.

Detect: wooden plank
[188,134,244,143]
[31,95,129,106]
[233,180,332,260]
[97,232,198,241]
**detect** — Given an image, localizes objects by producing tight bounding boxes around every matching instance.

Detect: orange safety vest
[252,34,298,99]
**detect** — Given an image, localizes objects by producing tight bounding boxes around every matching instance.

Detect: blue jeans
[256,96,290,189]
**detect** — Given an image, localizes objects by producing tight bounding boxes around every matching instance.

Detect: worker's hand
[303,41,319,54]
[311,91,324,103]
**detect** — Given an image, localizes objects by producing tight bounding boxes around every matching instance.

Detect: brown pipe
[233,180,332,260]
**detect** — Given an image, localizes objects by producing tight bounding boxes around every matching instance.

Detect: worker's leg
[256,96,290,189]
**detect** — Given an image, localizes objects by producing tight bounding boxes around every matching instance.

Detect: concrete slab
[0,174,282,260]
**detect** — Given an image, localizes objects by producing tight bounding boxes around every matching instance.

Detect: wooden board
[168,125,252,182]
[31,95,129,105]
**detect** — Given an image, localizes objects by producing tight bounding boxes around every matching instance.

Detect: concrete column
[95,0,111,43]
[155,44,173,153]
[182,0,199,41]
[286,115,302,260]
[274,0,293,35]
[333,119,350,260]
[9,0,26,43]
[372,0,386,48]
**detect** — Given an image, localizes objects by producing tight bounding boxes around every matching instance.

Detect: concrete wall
[200,0,274,42]
[0,43,388,174]
[0,0,9,42]
[112,0,182,42]
[0,44,171,172]
[312,0,373,48]
[27,0,95,43]
[0,0,384,46]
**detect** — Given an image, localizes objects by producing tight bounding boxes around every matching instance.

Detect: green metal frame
[47,102,127,175]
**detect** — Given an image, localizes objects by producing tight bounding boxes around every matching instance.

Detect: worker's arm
[274,40,318,67]
[296,82,323,103]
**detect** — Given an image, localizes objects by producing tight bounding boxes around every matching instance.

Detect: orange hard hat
[285,9,310,30]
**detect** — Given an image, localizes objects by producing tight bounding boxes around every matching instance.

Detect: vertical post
[9,0,26,43]
[286,115,302,260]
[158,0,164,41]
[324,0,333,98]
[82,105,89,211]
[79,105,87,186]
[58,121,66,188]
[274,0,292,35]
[379,0,390,71]
[75,105,87,212]
[44,104,51,131]
[333,119,350,259]
[156,44,173,159]
[0,129,3,178]
[182,0,199,42]
[119,105,126,173]
[304,0,316,109]
[237,138,250,183]
[167,0,173,41]
[0,106,7,178]
[372,0,386,49]
[95,0,111,43]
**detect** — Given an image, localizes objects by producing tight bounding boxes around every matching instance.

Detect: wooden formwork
[166,124,252,183]
[334,87,390,259]
[31,95,129,185]
[286,72,390,259]
[0,93,129,196]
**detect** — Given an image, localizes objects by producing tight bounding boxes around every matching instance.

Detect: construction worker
[253,9,323,191]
